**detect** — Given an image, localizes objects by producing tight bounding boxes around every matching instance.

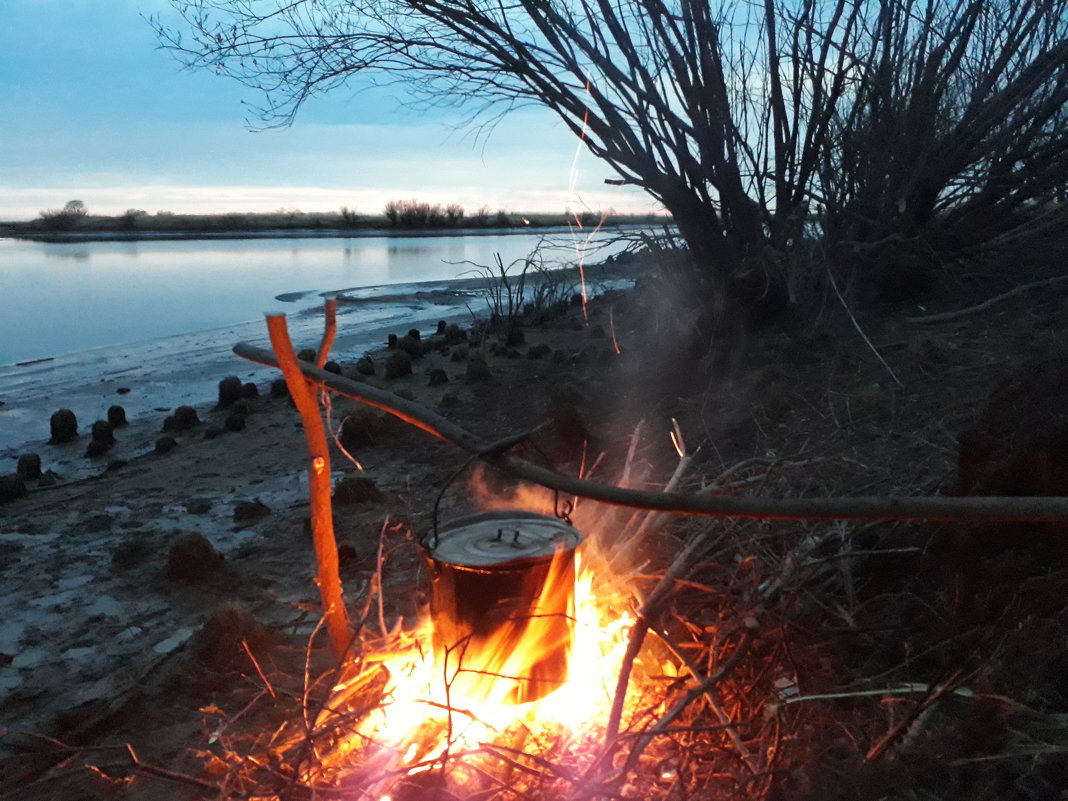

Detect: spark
[609,305,622,355]
[669,418,686,460]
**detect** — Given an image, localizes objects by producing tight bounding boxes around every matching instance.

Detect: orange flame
[292,472,675,797]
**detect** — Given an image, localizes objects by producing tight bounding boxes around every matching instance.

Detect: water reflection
[1,230,632,366]
[43,248,91,261]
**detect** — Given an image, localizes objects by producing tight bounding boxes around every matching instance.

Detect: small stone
[428,368,448,387]
[155,436,178,454]
[385,350,412,378]
[387,333,398,348]
[439,391,460,408]
[355,356,375,376]
[49,409,78,444]
[223,414,246,432]
[166,531,222,582]
[233,498,270,522]
[90,419,115,445]
[190,605,278,675]
[173,405,200,431]
[339,407,384,447]
[116,387,131,395]
[323,361,342,374]
[16,454,42,481]
[297,348,317,362]
[203,425,224,440]
[241,382,259,399]
[444,324,467,345]
[338,543,358,566]
[504,326,525,347]
[333,476,385,505]
[465,352,492,383]
[217,376,243,408]
[407,328,421,341]
[397,336,423,359]
[0,474,27,504]
[106,459,127,471]
[270,378,289,398]
[436,320,447,335]
[107,405,127,427]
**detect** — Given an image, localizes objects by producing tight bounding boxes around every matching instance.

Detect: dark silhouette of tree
[156,1,1068,320]
[37,199,90,231]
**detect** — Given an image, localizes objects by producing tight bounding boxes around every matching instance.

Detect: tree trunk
[664,191,790,327]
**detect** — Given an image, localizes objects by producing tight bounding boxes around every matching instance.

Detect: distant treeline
[1,199,667,238]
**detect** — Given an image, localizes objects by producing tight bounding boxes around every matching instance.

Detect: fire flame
[289,474,677,798]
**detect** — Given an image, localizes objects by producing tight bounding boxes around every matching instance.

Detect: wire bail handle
[427,439,572,552]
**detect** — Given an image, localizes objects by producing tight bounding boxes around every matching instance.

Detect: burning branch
[234,342,1068,526]
[604,534,708,745]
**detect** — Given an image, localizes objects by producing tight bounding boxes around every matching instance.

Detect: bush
[383,199,466,227]
[37,200,88,231]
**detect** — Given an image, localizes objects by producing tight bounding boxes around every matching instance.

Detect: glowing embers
[427,511,582,706]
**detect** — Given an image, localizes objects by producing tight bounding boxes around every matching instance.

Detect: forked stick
[264,314,351,660]
[315,297,338,367]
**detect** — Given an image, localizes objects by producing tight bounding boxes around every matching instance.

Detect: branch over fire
[235,341,1068,525]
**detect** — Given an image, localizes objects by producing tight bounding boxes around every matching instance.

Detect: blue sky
[0,0,657,221]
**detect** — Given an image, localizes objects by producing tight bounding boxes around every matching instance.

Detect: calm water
[0,229,632,455]
[0,229,612,366]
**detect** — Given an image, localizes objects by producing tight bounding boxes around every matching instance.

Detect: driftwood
[234,341,1068,525]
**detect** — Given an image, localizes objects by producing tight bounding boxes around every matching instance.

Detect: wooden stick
[315,297,338,367]
[263,316,351,660]
[604,535,708,746]
[906,274,1068,324]
[233,341,1068,525]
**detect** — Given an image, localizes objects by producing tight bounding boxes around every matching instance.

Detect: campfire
[191,302,761,801]
[236,485,690,800]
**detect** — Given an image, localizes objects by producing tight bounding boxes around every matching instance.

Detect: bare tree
[155,0,1068,319]
[817,1,1068,299]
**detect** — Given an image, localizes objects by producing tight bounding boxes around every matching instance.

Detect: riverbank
[0,257,640,458]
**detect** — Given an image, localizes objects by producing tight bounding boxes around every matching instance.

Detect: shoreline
[0,222,669,245]
[0,259,641,466]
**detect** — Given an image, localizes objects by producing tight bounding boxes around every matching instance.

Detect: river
[0,228,636,455]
